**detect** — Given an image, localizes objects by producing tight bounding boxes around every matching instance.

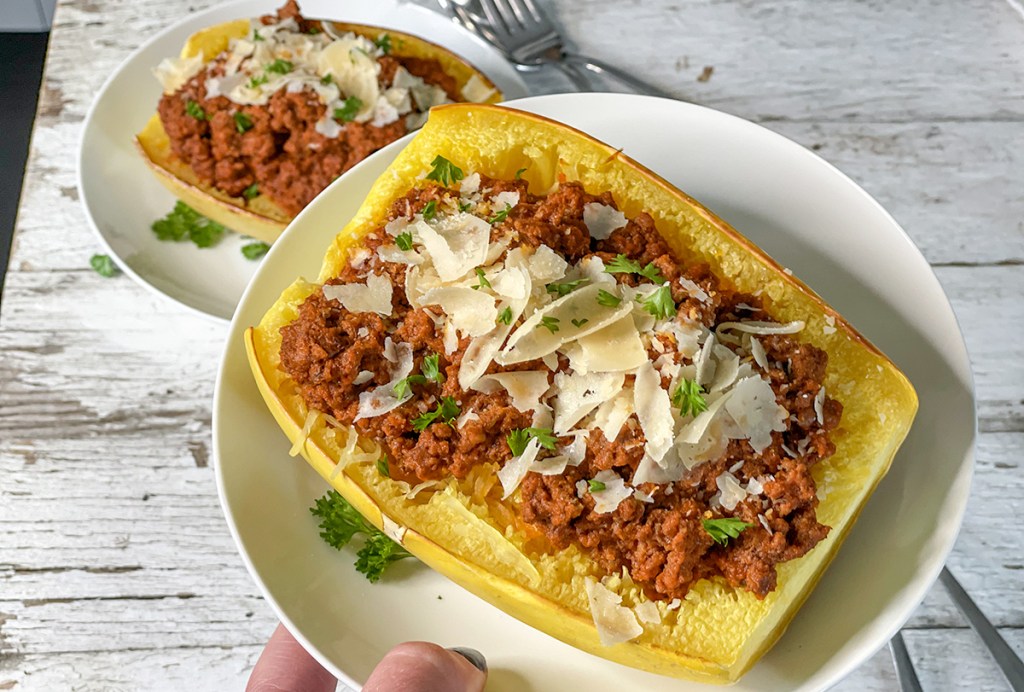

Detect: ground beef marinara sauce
[278,169,841,602]
[156,0,465,217]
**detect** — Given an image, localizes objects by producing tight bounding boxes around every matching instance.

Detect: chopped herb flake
[538,316,560,333]
[185,100,206,120]
[151,201,226,248]
[588,479,606,493]
[376,456,391,478]
[497,306,513,325]
[604,254,666,283]
[265,58,293,75]
[241,241,270,260]
[472,267,491,290]
[489,203,512,225]
[320,73,333,85]
[395,232,414,251]
[546,278,589,297]
[233,111,253,133]
[702,517,753,546]
[375,33,392,54]
[596,289,622,307]
[506,427,557,456]
[242,183,259,200]
[640,284,676,320]
[425,155,464,187]
[334,96,363,122]
[422,200,437,221]
[248,74,268,89]
[571,318,589,328]
[411,397,461,431]
[90,254,118,277]
[514,167,527,180]
[671,379,708,418]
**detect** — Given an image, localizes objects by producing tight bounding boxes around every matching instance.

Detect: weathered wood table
[2,0,1022,689]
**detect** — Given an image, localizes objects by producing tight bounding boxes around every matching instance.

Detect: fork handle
[563,53,674,99]
[940,567,1024,691]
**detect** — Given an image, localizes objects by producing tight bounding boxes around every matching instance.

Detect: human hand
[246,623,488,692]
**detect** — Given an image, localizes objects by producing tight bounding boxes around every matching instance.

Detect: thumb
[363,641,487,692]
[246,623,337,692]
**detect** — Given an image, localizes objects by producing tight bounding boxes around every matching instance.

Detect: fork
[438,0,674,98]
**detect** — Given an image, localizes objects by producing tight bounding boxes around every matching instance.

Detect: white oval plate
[214,93,976,691]
[78,0,527,322]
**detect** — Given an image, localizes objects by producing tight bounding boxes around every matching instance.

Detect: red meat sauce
[278,175,841,600]
[156,1,459,217]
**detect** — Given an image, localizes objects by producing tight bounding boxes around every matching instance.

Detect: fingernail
[447,646,487,673]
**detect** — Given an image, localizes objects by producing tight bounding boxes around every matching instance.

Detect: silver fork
[438,0,673,98]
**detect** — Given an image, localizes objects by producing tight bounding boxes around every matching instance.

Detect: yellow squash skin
[246,104,919,683]
[135,18,503,244]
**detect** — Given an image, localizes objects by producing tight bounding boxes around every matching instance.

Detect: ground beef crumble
[277,175,841,601]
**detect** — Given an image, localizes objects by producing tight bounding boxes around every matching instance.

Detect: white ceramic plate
[78,0,527,322]
[213,93,976,691]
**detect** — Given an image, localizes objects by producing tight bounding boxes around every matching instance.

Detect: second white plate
[78,0,527,322]
[214,93,975,691]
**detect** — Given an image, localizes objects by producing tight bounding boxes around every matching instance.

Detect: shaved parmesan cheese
[584,578,643,646]
[656,319,702,358]
[694,334,717,388]
[353,370,374,385]
[633,452,684,485]
[562,432,589,466]
[531,455,570,475]
[552,371,624,434]
[491,262,530,300]
[583,202,627,240]
[377,244,423,265]
[678,277,710,304]
[541,352,560,371]
[633,362,676,462]
[385,217,410,237]
[717,320,805,336]
[667,599,682,611]
[634,600,661,625]
[724,377,788,453]
[154,54,204,94]
[677,391,734,444]
[590,389,634,443]
[460,172,481,196]
[461,73,495,102]
[322,273,393,315]
[471,371,550,413]
[381,514,407,544]
[814,386,826,425]
[526,244,568,283]
[750,337,769,370]
[709,347,740,393]
[498,285,632,365]
[414,214,490,282]
[746,476,765,495]
[574,316,647,372]
[443,319,459,355]
[572,255,616,286]
[492,190,520,210]
[589,470,633,514]
[633,489,654,503]
[498,437,541,499]
[456,407,479,429]
[823,314,837,335]
[759,514,773,534]
[355,341,414,420]
[715,471,748,511]
[421,286,497,337]
[317,38,379,122]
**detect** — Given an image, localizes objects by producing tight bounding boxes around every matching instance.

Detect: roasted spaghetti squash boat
[245,104,918,683]
[136,0,501,243]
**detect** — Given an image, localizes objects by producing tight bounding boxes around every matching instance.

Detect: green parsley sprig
[395,232,414,251]
[233,111,253,133]
[411,396,461,432]
[241,241,270,260]
[90,254,118,278]
[375,33,392,54]
[671,379,708,418]
[489,203,512,225]
[472,267,491,290]
[152,201,226,248]
[425,155,464,187]
[588,479,606,492]
[334,96,363,122]
[596,289,622,307]
[538,316,560,333]
[604,254,665,284]
[185,99,206,121]
[506,428,557,457]
[265,58,293,75]
[310,490,413,582]
[393,353,445,399]
[702,517,753,547]
[497,306,513,325]
[546,278,589,297]
[640,284,676,320]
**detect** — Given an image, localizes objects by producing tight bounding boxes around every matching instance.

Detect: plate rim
[76,0,528,323]
[213,92,977,691]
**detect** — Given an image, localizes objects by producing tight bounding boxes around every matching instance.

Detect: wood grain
[1,0,1022,689]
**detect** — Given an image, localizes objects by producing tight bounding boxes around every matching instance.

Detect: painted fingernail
[448,646,487,673]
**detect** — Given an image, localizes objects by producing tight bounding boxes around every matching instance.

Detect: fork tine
[483,0,521,31]
[478,0,511,36]
[501,0,531,26]
[517,0,546,24]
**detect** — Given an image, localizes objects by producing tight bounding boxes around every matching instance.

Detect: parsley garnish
[241,241,270,260]
[320,73,333,85]
[538,316,560,333]
[90,254,118,278]
[248,74,268,89]
[506,427,558,456]
[393,355,443,399]
[152,201,226,248]
[457,200,472,212]
[253,29,263,41]
[472,267,491,290]
[265,58,293,75]
[546,278,588,297]
[588,479,606,492]
[489,203,512,225]
[596,289,622,307]
[671,379,708,418]
[702,517,753,547]
[395,232,414,251]
[185,100,206,120]
[604,254,666,283]
[497,306,513,325]
[334,96,363,122]
[514,167,528,180]
[411,397,461,431]
[376,456,391,478]
[233,112,253,133]
[640,284,676,320]
[375,33,392,54]
[422,200,437,221]
[242,183,259,200]
[310,491,413,583]
[393,375,425,400]
[571,318,589,328]
[425,155,464,187]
